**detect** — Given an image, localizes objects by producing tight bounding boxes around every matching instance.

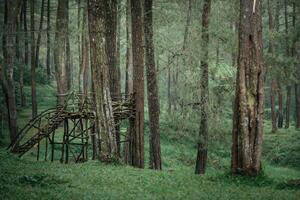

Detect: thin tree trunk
[274,0,284,128]
[291,2,299,128]
[182,0,192,66]
[195,0,211,175]
[130,0,145,168]
[35,0,45,70]
[88,0,118,159]
[115,0,122,157]
[231,0,264,176]
[77,0,81,79]
[295,85,300,128]
[167,57,171,114]
[19,5,25,107]
[124,0,133,164]
[46,0,51,80]
[277,82,284,128]
[30,0,37,118]
[285,86,291,128]
[144,0,162,170]
[79,4,89,95]
[284,0,291,129]
[268,0,277,133]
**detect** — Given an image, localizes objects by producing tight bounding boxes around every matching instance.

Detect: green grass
[1,87,300,199]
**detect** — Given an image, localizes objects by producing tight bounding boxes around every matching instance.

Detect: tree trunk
[88,0,118,159]
[0,0,22,143]
[295,85,300,128]
[115,0,122,157]
[231,0,264,176]
[195,0,211,175]
[79,4,89,95]
[167,57,171,114]
[182,0,192,66]
[271,79,277,132]
[277,82,284,128]
[291,2,299,129]
[284,0,290,129]
[46,0,51,80]
[268,0,277,133]
[124,0,133,164]
[285,86,291,129]
[129,0,145,168]
[54,0,69,105]
[144,0,162,170]
[35,0,45,70]
[106,0,121,156]
[19,4,25,107]
[30,0,37,118]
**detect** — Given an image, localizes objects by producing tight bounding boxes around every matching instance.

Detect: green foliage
[263,126,300,169]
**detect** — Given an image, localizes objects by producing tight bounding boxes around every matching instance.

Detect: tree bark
[182,0,192,66]
[46,0,51,80]
[35,0,45,71]
[30,0,37,118]
[277,82,284,128]
[275,0,283,128]
[79,4,89,96]
[284,0,290,129]
[54,0,70,105]
[144,0,162,170]
[124,0,133,164]
[268,0,277,133]
[19,4,25,107]
[115,0,122,156]
[0,0,22,142]
[88,0,118,159]
[195,0,211,175]
[130,0,145,168]
[291,2,299,129]
[106,0,121,156]
[231,0,264,176]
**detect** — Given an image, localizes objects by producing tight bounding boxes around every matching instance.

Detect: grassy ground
[0,86,300,199]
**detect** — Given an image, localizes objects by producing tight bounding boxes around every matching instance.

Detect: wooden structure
[9,92,135,163]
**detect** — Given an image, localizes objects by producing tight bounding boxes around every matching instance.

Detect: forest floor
[0,86,300,199]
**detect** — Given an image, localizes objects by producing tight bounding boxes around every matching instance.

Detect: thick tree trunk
[106,0,121,156]
[46,0,51,80]
[0,0,22,142]
[231,0,264,176]
[144,0,162,170]
[30,0,37,118]
[54,0,69,105]
[88,0,118,159]
[268,0,277,133]
[195,0,211,175]
[130,0,145,168]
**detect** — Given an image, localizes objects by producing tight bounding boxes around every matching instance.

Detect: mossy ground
[0,86,299,199]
